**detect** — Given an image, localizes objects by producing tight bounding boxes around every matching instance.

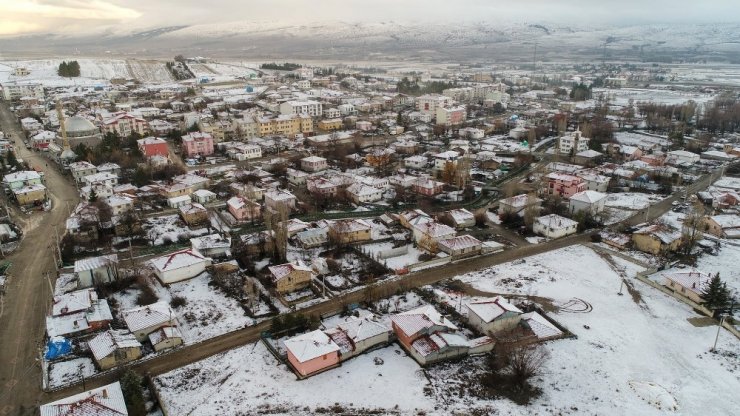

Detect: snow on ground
[604,192,664,211]
[127,60,173,83]
[154,343,432,415]
[453,244,740,415]
[695,240,740,292]
[161,273,252,343]
[0,59,130,86]
[48,357,96,389]
[593,87,717,106]
[207,62,259,78]
[604,206,636,225]
[143,214,209,246]
[525,236,547,244]
[153,245,739,414]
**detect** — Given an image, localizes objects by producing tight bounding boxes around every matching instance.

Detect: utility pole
[712,314,728,352]
[53,225,63,268]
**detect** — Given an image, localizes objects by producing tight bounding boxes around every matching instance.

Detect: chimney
[102,389,108,399]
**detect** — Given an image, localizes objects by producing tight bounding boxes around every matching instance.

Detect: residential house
[533,214,578,239]
[438,234,482,257]
[413,221,457,252]
[121,301,178,341]
[287,168,309,186]
[324,315,392,360]
[181,132,214,157]
[398,209,432,230]
[46,288,113,336]
[13,183,47,206]
[68,161,98,184]
[150,248,212,284]
[167,195,192,209]
[568,190,607,215]
[179,203,209,226]
[632,224,683,255]
[700,215,740,239]
[73,254,119,288]
[318,118,343,131]
[435,105,466,126]
[227,196,261,222]
[39,382,129,416]
[88,329,142,370]
[148,326,184,352]
[284,330,340,377]
[102,113,148,137]
[498,194,542,217]
[3,170,43,191]
[190,234,232,257]
[106,195,134,216]
[445,208,475,229]
[662,269,713,304]
[466,297,523,334]
[412,177,445,196]
[192,189,217,204]
[574,149,603,166]
[346,183,383,204]
[666,150,701,166]
[137,137,169,158]
[432,151,460,171]
[576,171,610,192]
[328,219,373,244]
[391,305,493,366]
[558,129,590,154]
[544,173,586,198]
[268,261,315,294]
[264,189,297,212]
[301,156,328,172]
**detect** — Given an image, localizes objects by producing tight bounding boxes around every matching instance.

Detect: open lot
[154,245,740,414]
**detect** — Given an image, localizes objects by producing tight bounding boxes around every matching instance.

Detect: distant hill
[1,21,738,63]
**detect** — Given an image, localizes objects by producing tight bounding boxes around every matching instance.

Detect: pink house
[226,196,261,222]
[137,137,169,158]
[181,132,214,158]
[544,172,586,198]
[413,177,445,196]
[284,330,340,377]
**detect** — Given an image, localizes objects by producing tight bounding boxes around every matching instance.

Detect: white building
[150,248,212,284]
[40,382,128,416]
[416,94,452,114]
[279,100,323,117]
[122,301,178,341]
[533,214,578,239]
[568,190,607,215]
[558,130,590,154]
[300,156,328,172]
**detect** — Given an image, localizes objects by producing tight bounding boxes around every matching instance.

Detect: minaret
[56,100,71,152]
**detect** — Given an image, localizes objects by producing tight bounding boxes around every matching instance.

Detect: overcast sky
[1,0,738,36]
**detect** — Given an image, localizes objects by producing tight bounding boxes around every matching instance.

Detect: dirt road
[0,102,80,416]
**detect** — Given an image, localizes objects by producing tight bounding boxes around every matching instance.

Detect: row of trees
[396,77,456,96]
[57,61,80,77]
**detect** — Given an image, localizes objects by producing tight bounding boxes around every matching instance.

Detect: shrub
[120,369,146,416]
[170,295,188,308]
[136,279,159,306]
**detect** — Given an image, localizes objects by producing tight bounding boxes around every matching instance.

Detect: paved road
[0,102,80,416]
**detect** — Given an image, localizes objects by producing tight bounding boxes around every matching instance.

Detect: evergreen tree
[120,369,147,416]
[88,188,98,203]
[702,273,730,311]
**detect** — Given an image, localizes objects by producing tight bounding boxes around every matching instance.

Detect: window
[323,354,327,360]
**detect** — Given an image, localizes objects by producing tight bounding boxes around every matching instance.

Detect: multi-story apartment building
[257,114,313,137]
[181,132,214,157]
[101,113,149,137]
[416,94,453,115]
[279,100,323,117]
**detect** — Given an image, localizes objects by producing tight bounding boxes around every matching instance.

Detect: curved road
[0,102,80,416]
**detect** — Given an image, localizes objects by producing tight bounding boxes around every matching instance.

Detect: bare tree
[681,202,705,256]
[504,343,550,389]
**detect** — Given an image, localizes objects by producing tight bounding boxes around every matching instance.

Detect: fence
[407,255,451,273]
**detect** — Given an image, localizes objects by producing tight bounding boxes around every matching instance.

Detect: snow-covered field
[207,62,259,78]
[156,273,253,343]
[594,87,717,106]
[143,214,209,246]
[696,240,740,292]
[126,60,173,83]
[604,192,664,211]
[155,343,431,415]
[153,244,739,414]
[0,58,174,85]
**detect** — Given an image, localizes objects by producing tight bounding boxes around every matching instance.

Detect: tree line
[57,61,80,77]
[260,62,301,71]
